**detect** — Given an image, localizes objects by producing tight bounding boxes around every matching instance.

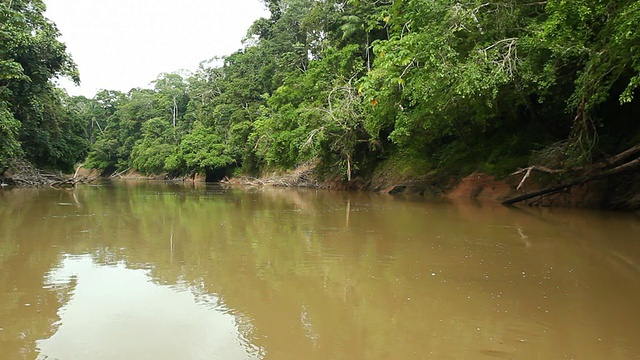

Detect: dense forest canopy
[2,0,639,182]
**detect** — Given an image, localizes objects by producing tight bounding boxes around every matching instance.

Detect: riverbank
[223,161,640,211]
[3,159,638,211]
[375,170,640,210]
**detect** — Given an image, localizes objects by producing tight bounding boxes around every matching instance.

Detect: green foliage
[0,0,85,171]
[175,123,235,173]
[537,0,640,109]
[130,117,176,174]
[0,101,22,167]
[15,89,89,171]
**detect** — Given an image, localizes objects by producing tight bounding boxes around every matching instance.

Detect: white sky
[45,0,269,97]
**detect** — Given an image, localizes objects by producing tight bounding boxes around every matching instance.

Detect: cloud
[46,0,269,97]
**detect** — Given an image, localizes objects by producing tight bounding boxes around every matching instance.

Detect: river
[1,181,639,359]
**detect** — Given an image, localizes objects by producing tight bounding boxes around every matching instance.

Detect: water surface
[1,181,640,359]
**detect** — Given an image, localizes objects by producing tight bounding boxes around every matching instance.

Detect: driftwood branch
[109,168,131,179]
[226,163,318,188]
[503,156,640,205]
[511,144,640,191]
[594,143,640,170]
[511,165,565,190]
[1,160,98,188]
[73,163,84,179]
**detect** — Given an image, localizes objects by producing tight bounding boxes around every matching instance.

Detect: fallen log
[512,143,640,190]
[503,157,640,205]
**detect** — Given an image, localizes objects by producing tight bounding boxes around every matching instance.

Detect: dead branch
[503,156,640,205]
[73,163,84,179]
[592,143,640,170]
[511,165,566,190]
[109,168,131,179]
[513,143,640,190]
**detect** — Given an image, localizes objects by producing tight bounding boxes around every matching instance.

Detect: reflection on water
[0,181,640,359]
[37,255,260,360]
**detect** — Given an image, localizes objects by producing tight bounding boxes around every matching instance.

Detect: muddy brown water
[1,181,640,359]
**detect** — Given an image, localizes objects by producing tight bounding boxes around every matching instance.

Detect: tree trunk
[346,154,352,182]
[172,97,178,127]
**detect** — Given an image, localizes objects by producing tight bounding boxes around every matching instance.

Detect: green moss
[377,148,433,178]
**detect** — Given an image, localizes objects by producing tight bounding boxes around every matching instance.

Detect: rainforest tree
[0,0,85,171]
